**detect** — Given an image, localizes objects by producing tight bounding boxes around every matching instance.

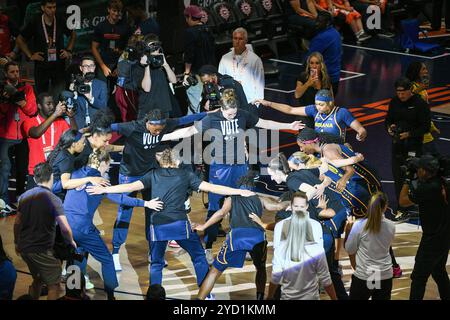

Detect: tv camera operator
[399,155,450,300]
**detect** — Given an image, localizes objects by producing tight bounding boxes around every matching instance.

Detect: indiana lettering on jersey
[220,119,240,141]
[315,122,334,129]
[143,133,160,149]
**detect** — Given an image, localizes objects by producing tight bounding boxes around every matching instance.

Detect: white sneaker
[168,240,180,248]
[205,249,214,265]
[113,253,122,272]
[245,252,253,261]
[205,293,215,300]
[84,275,95,290]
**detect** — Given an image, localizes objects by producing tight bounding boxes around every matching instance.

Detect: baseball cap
[198,64,218,76]
[410,155,440,173]
[184,5,203,19]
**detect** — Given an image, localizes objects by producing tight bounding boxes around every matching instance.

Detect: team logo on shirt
[219,5,231,21]
[143,133,160,149]
[220,119,240,141]
[262,0,273,12]
[240,1,252,16]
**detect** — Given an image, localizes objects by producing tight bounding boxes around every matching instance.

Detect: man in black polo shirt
[16,0,76,96]
[91,0,131,91]
[385,77,430,214]
[14,162,76,300]
[399,155,450,300]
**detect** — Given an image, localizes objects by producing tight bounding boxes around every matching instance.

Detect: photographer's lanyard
[42,14,57,62]
[36,115,55,160]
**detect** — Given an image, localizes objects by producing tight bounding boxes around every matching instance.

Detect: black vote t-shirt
[117,119,178,176]
[132,64,173,118]
[92,18,131,67]
[52,149,75,183]
[140,168,203,225]
[197,109,259,164]
[73,141,94,170]
[229,195,264,231]
[20,14,72,66]
[286,168,345,219]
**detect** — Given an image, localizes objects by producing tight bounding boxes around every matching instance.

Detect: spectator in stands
[405,61,440,156]
[348,0,394,38]
[16,0,76,96]
[218,28,264,104]
[0,234,17,300]
[307,11,342,95]
[0,61,37,216]
[133,34,177,119]
[329,0,372,42]
[183,5,216,114]
[284,0,317,39]
[71,55,108,129]
[14,162,76,300]
[345,192,395,300]
[431,0,450,32]
[22,92,76,189]
[0,6,20,60]
[115,34,143,122]
[91,0,132,91]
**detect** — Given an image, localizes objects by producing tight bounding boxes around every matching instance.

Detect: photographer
[132,34,177,119]
[399,155,450,300]
[22,92,76,189]
[70,55,108,129]
[198,64,248,113]
[182,5,216,114]
[385,77,430,212]
[0,61,37,215]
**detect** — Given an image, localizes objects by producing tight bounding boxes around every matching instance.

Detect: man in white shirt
[218,28,264,104]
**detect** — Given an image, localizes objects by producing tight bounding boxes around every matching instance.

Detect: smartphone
[310,68,318,79]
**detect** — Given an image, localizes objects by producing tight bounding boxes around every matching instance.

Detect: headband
[297,137,320,144]
[148,119,167,125]
[315,95,333,102]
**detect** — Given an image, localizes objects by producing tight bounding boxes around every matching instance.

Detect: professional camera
[183,74,198,88]
[0,81,26,104]
[203,81,222,110]
[59,90,76,112]
[70,72,95,95]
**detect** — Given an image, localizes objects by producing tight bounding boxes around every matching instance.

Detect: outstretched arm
[199,181,255,197]
[161,125,198,141]
[256,118,305,131]
[87,180,145,195]
[255,99,307,116]
[193,198,232,232]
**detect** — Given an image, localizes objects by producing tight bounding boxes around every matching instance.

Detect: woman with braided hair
[63,149,163,300]
[47,129,108,200]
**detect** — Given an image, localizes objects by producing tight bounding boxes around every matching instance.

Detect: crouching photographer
[198,65,248,112]
[70,55,108,128]
[386,77,431,212]
[399,155,450,300]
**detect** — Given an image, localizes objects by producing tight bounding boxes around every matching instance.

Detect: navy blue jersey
[64,167,145,233]
[197,109,259,164]
[286,169,345,216]
[305,106,355,142]
[140,168,203,225]
[229,195,264,231]
[51,149,75,197]
[115,119,178,176]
